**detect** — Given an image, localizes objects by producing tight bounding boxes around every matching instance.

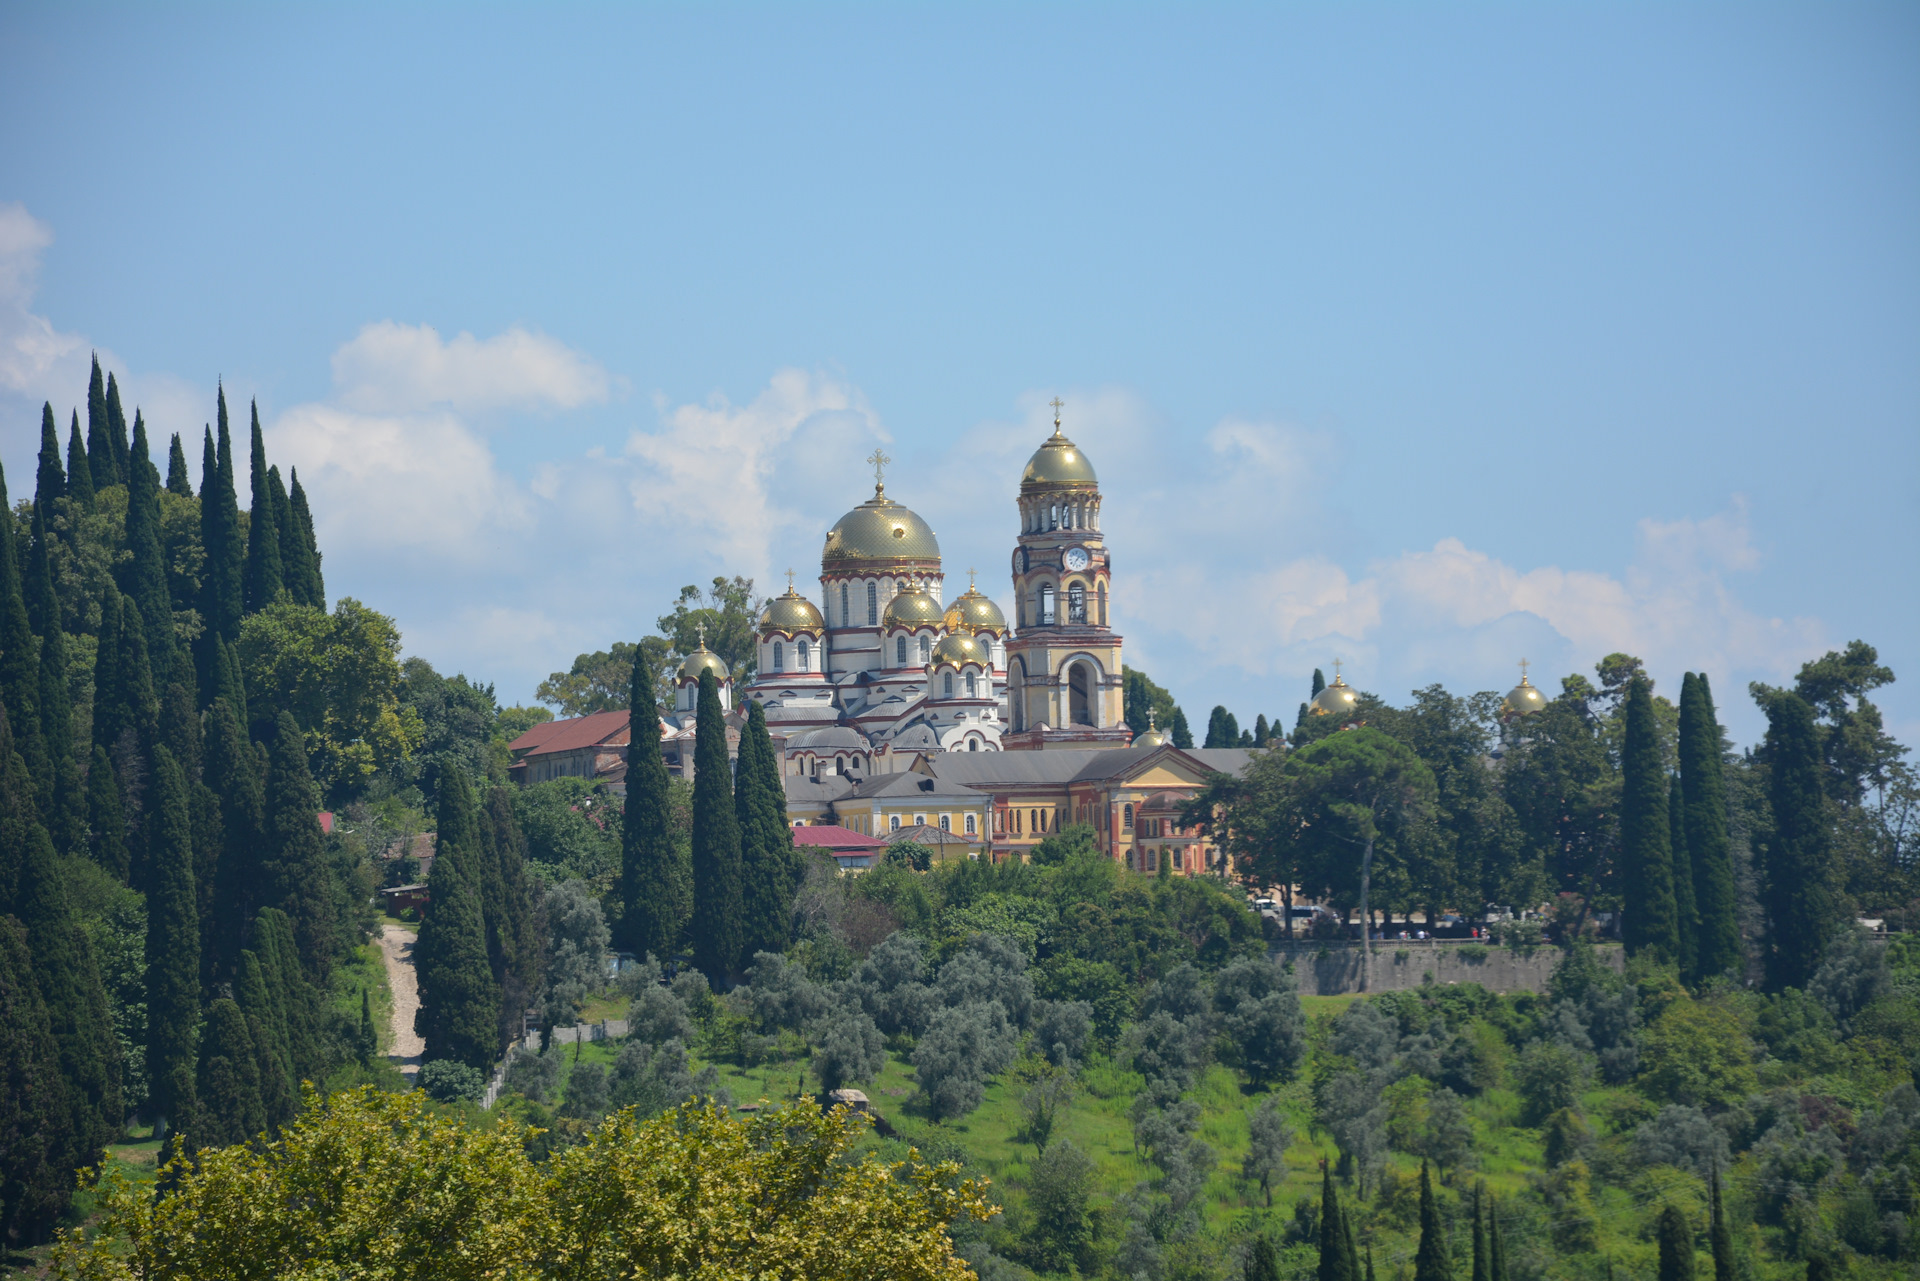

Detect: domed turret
[1133,708,1168,748]
[1020,422,1098,491]
[1308,671,1360,718]
[760,586,825,636]
[1502,661,1548,719]
[930,631,991,670]
[943,584,1009,637]
[883,577,945,629]
[821,459,940,571]
[678,643,729,685]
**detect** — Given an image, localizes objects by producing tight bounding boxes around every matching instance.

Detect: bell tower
[1003,402,1130,750]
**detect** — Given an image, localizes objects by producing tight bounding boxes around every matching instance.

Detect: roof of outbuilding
[846,771,986,801]
[508,710,633,758]
[790,824,886,852]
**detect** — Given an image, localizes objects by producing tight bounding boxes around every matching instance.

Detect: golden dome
[760,588,824,636]
[822,492,941,569]
[1502,676,1548,718]
[883,579,945,629]
[1308,674,1359,718]
[1134,709,1169,748]
[942,586,1009,637]
[678,643,730,685]
[929,631,990,670]
[1020,421,1098,490]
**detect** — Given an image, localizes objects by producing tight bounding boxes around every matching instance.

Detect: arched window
[1124,803,1134,830]
[1040,584,1055,625]
[1010,659,1026,731]
[1069,662,1093,725]
[896,636,908,666]
[839,582,848,624]
[968,739,979,753]
[943,672,954,699]
[965,812,977,833]
[919,635,931,663]
[1097,584,1107,626]
[939,813,951,832]
[797,638,810,670]
[965,672,977,698]
[866,582,878,626]
[773,641,784,671]
[1067,583,1087,624]
[1048,504,1058,530]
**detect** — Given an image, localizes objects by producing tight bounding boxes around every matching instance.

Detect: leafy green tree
[736,698,795,957]
[414,780,500,1067]
[242,404,283,613]
[1026,1138,1097,1273]
[658,576,763,681]
[1245,1095,1292,1207]
[1123,666,1177,738]
[689,669,745,979]
[538,639,663,716]
[144,747,200,1134]
[1680,673,1740,980]
[1657,1204,1695,1281]
[1621,675,1678,962]
[1501,679,1617,938]
[262,713,337,982]
[1669,774,1698,978]
[1415,1162,1452,1281]
[1753,689,1838,990]
[0,913,73,1247]
[165,433,193,497]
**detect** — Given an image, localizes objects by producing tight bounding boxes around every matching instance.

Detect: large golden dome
[678,643,730,684]
[1133,709,1169,748]
[759,588,824,636]
[929,631,991,670]
[883,580,945,629]
[942,586,1009,637]
[821,492,941,569]
[1021,423,1098,490]
[1308,674,1360,718]
[1502,676,1548,718]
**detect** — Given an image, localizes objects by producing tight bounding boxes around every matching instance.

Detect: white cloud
[0,202,90,402]
[330,320,612,415]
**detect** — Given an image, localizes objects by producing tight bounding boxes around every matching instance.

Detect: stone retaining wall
[1269,939,1624,996]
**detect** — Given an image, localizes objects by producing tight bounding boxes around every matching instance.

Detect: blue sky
[3,3,1915,748]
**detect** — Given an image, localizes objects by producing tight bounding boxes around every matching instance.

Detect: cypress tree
[211,637,249,727]
[1318,1164,1355,1281]
[262,713,335,982]
[234,950,295,1129]
[0,913,74,1246]
[165,433,193,497]
[268,465,298,599]
[86,745,129,880]
[198,402,244,688]
[193,999,264,1149]
[1657,1204,1695,1281]
[144,746,200,1133]
[0,457,48,802]
[254,908,319,1085]
[1170,706,1193,750]
[1245,1234,1281,1281]
[242,404,283,613]
[91,587,159,793]
[484,784,540,993]
[202,699,263,984]
[1415,1162,1452,1281]
[413,817,499,1068]
[1489,1194,1507,1281]
[159,652,202,784]
[65,414,95,507]
[1681,674,1740,981]
[104,370,131,484]
[85,355,115,491]
[1669,775,1698,981]
[1366,1248,1377,1281]
[1313,668,1327,697]
[689,668,744,980]
[1758,691,1836,991]
[735,698,794,957]
[1708,1162,1734,1281]
[621,641,685,959]
[120,411,175,686]
[34,403,65,507]
[1472,1182,1490,1281]
[25,504,84,855]
[1620,675,1678,964]
[1254,712,1271,747]
[357,987,377,1063]
[6,713,122,1174]
[288,469,324,608]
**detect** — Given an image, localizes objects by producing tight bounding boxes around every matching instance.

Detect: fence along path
[479,1020,632,1110]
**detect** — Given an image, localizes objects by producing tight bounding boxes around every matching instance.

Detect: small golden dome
[760,588,824,636]
[822,493,941,569]
[1020,421,1098,490]
[883,579,945,629]
[1308,674,1360,718]
[929,631,990,670]
[1134,709,1168,748]
[942,586,1009,637]
[678,643,730,685]
[1502,676,1548,718]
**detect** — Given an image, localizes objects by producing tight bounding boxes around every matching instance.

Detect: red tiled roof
[509,710,632,758]
[790,824,885,852]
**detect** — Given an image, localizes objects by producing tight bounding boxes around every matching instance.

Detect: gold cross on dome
[695,620,707,649]
[1049,397,1064,430]
[785,567,796,592]
[967,567,977,589]
[1519,657,1530,683]
[867,447,891,495]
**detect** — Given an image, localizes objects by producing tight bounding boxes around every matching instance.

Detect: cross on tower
[1518,657,1531,684]
[695,620,707,649]
[785,567,796,592]
[967,566,977,589]
[1332,657,1344,681]
[867,447,891,496]
[1049,397,1064,431]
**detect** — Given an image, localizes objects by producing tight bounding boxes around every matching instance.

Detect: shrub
[1637,994,1758,1110]
[418,1058,485,1103]
[503,1047,562,1104]
[1024,1139,1097,1273]
[1030,998,1093,1068]
[914,1002,1017,1120]
[813,1007,885,1094]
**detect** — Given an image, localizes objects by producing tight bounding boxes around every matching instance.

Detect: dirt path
[376,924,424,1080]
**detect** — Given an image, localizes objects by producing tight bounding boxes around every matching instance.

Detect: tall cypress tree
[621,641,685,959]
[1620,675,1678,964]
[735,698,794,957]
[287,469,324,608]
[197,402,244,692]
[0,457,49,800]
[202,699,262,985]
[1488,1194,1508,1281]
[85,355,116,491]
[1656,1204,1695,1281]
[254,908,319,1085]
[85,745,129,880]
[689,668,744,980]
[65,415,95,507]
[1669,775,1698,981]
[1245,1234,1281,1281]
[262,713,335,982]
[234,950,295,1129]
[413,812,499,1068]
[104,370,131,484]
[267,465,297,597]
[1318,1164,1356,1281]
[1414,1162,1452,1281]
[34,403,65,508]
[1758,690,1836,991]
[165,433,194,497]
[1471,1183,1490,1281]
[144,746,200,1134]
[25,504,84,855]
[0,913,74,1246]
[1170,706,1193,750]
[242,403,283,614]
[193,999,264,1149]
[484,784,539,992]
[1680,674,1740,981]
[1708,1163,1733,1281]
[91,588,159,799]
[120,411,175,687]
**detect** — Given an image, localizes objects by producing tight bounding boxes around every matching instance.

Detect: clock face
[1062,546,1090,572]
[1015,547,1029,574]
